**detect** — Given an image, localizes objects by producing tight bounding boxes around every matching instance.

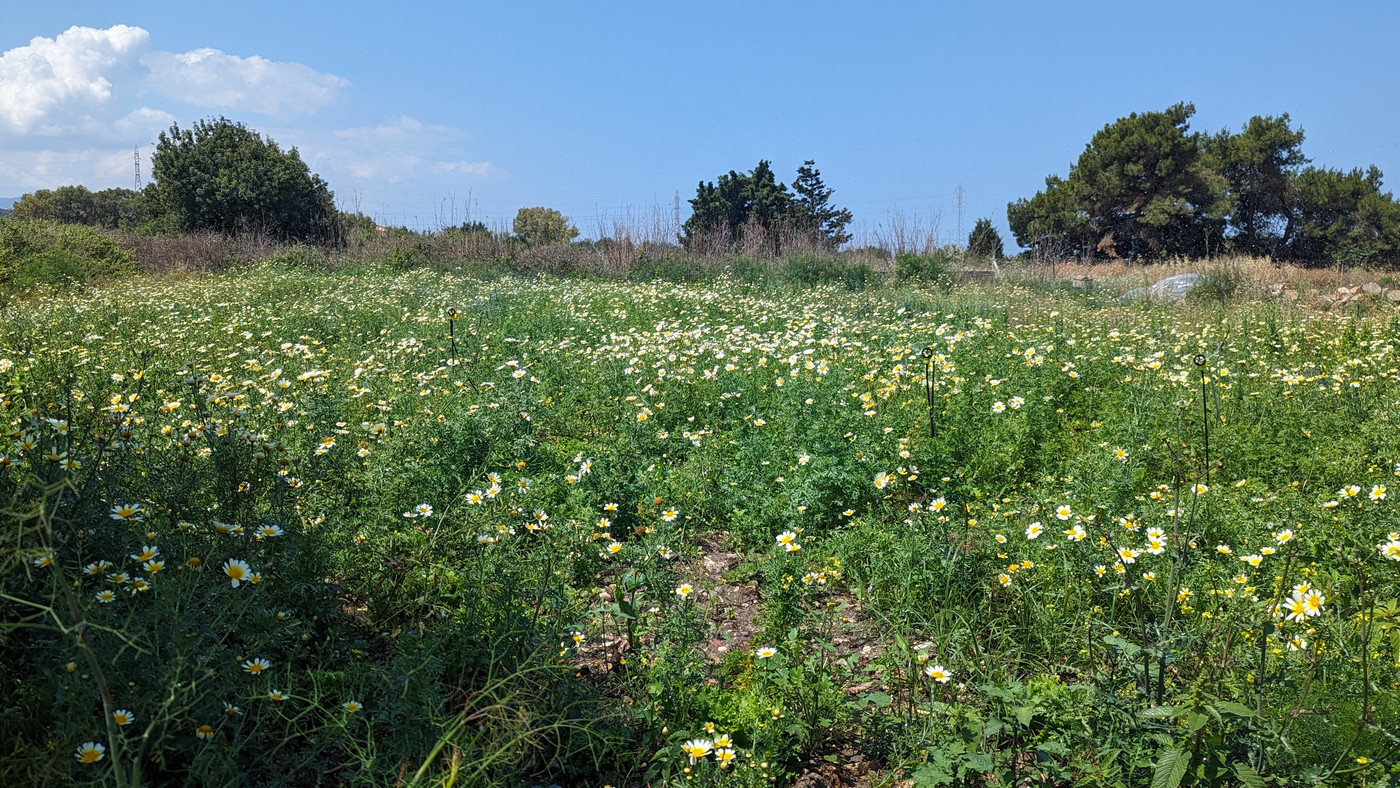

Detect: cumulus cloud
[144,48,348,118]
[0,25,151,137]
[0,24,348,139]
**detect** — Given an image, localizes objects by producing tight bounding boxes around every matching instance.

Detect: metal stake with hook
[1194,353,1210,487]
[923,346,937,438]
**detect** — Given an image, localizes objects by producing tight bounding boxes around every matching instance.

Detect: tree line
[7,108,1397,266]
[1008,103,1400,264]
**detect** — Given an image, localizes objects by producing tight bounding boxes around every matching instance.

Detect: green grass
[3,266,1400,786]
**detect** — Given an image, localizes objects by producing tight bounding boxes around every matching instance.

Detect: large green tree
[966,218,1005,259]
[1206,114,1308,258]
[152,117,336,242]
[512,207,579,247]
[790,160,853,249]
[1286,166,1400,264]
[12,185,146,229]
[1010,103,1228,259]
[1009,104,1400,265]
[682,160,794,251]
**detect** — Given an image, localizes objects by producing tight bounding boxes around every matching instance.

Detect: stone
[1363,282,1383,295]
[1387,289,1400,303]
[1121,273,1203,303]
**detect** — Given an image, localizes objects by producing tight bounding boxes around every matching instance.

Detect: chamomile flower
[1379,539,1400,561]
[268,689,289,701]
[874,471,892,489]
[112,709,135,726]
[1055,505,1072,520]
[196,724,215,739]
[75,742,105,763]
[924,664,952,683]
[661,508,678,522]
[675,584,694,598]
[1371,485,1387,501]
[242,658,272,675]
[257,524,284,539]
[223,558,252,588]
[755,646,777,659]
[1064,524,1086,542]
[1025,521,1044,540]
[681,739,713,764]
[110,504,143,521]
[343,700,363,713]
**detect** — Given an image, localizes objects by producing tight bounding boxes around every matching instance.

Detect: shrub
[0,219,137,295]
[894,250,955,285]
[1188,263,1246,304]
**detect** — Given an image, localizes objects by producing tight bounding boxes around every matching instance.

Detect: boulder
[1121,273,1203,303]
[1362,281,1383,295]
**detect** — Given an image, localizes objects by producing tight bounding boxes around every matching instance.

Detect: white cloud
[296,116,499,186]
[144,48,349,118]
[0,24,348,139]
[0,25,150,136]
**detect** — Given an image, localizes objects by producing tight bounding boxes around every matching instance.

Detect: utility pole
[133,146,142,191]
[954,183,964,246]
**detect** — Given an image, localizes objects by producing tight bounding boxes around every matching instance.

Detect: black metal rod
[1194,354,1209,487]
[923,346,936,438]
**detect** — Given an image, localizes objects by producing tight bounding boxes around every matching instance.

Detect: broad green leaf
[1151,748,1191,788]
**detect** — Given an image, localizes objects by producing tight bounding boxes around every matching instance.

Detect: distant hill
[0,197,15,217]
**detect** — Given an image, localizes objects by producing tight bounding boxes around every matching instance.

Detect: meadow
[3,262,1400,787]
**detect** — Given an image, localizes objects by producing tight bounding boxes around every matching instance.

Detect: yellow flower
[196,724,215,740]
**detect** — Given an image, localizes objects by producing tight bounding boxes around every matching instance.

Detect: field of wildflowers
[3,264,1400,786]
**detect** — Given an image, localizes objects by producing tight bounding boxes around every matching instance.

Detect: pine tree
[791,160,853,249]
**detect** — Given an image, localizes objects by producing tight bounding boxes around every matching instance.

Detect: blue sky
[3,1,1398,246]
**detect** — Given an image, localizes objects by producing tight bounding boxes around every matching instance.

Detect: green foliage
[1289,165,1400,265]
[683,160,795,252]
[683,160,854,255]
[1010,102,1227,260]
[790,161,853,250]
[6,267,1400,785]
[966,218,1004,259]
[0,219,137,295]
[11,185,147,230]
[1007,174,1090,258]
[894,249,955,285]
[776,255,874,291]
[152,117,337,243]
[512,206,579,247]
[1010,104,1400,266]
[1206,113,1309,257]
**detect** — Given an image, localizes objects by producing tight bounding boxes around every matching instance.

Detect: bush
[259,244,327,271]
[894,249,955,286]
[1188,263,1246,304]
[0,219,137,295]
